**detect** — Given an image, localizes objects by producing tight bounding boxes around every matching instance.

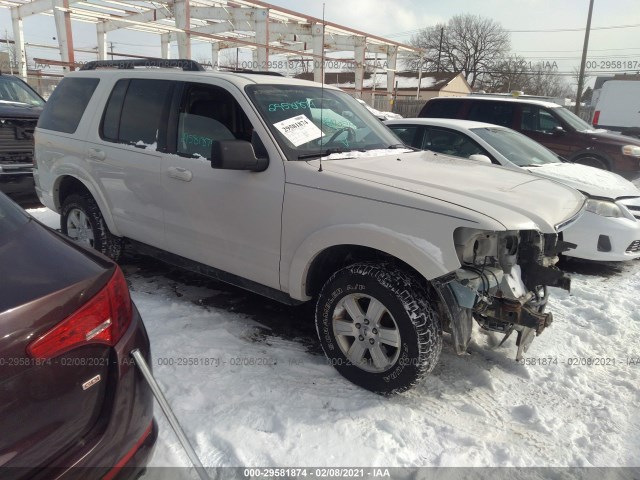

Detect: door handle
[88,148,106,161]
[167,166,193,182]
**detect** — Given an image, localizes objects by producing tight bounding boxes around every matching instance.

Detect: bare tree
[526,62,572,97]
[478,54,531,92]
[1,37,30,71]
[409,14,510,88]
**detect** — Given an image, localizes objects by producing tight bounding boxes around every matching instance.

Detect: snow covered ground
[28,207,640,472]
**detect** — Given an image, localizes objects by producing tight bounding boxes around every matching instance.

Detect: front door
[517,105,576,159]
[160,81,285,290]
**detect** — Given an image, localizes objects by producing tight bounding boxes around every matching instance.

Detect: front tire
[315,262,442,394]
[61,193,123,261]
[574,155,609,170]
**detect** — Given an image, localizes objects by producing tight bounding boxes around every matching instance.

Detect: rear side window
[468,102,514,127]
[100,79,173,147]
[420,99,464,118]
[37,77,99,133]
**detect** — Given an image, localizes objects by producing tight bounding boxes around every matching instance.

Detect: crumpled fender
[286,223,461,301]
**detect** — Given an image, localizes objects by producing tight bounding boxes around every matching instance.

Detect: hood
[578,128,640,146]
[525,162,640,199]
[0,101,43,119]
[316,151,585,232]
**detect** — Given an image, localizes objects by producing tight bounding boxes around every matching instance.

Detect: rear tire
[574,155,609,170]
[315,262,442,395]
[61,193,123,261]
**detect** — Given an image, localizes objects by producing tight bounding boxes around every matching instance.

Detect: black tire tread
[61,193,123,261]
[316,262,442,395]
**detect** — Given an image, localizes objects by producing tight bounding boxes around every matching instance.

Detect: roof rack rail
[80,58,205,72]
[218,67,284,77]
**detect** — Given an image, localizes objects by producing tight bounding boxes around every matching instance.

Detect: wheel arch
[288,224,460,301]
[568,149,613,170]
[54,173,121,236]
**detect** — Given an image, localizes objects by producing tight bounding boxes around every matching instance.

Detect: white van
[592,80,640,137]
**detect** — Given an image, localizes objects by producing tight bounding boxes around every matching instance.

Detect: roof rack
[80,58,205,72]
[218,67,284,77]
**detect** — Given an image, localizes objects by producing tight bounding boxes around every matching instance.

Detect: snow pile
[26,207,640,469]
[338,76,441,90]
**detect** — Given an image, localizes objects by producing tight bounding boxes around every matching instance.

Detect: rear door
[85,78,174,250]
[159,80,285,290]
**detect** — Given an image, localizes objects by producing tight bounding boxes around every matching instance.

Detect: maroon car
[0,192,157,479]
[418,96,640,177]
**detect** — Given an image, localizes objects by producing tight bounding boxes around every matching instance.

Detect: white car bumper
[563,210,640,261]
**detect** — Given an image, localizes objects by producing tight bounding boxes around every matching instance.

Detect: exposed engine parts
[435,228,574,361]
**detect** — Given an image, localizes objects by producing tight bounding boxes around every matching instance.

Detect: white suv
[34,59,585,394]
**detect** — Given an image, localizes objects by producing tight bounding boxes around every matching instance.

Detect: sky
[1,0,639,89]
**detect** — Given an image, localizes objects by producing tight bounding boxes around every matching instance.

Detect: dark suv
[419,96,640,177]
[0,73,45,197]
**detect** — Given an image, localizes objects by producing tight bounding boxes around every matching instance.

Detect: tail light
[27,267,133,359]
[592,110,600,126]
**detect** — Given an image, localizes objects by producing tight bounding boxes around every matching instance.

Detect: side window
[468,102,514,127]
[421,99,463,118]
[539,109,561,131]
[38,77,99,133]
[521,106,561,133]
[100,79,173,147]
[388,125,422,148]
[426,127,487,158]
[101,80,128,142]
[177,83,254,160]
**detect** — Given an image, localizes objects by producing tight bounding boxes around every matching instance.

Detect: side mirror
[552,126,565,135]
[211,140,269,172]
[468,154,493,164]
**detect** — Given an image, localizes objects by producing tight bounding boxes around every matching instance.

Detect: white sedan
[385,118,640,261]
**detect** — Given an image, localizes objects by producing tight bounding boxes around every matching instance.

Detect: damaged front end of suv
[434,225,579,361]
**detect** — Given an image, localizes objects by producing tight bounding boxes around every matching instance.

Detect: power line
[515,47,640,53]
[509,23,640,33]
[384,22,640,38]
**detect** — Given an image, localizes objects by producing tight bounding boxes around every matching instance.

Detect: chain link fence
[25,75,61,99]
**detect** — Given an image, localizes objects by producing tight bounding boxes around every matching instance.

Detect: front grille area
[625,205,640,221]
[619,198,640,221]
[0,118,36,164]
[626,240,640,253]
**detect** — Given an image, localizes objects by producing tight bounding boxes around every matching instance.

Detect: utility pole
[575,0,594,115]
[437,27,444,72]
[109,41,114,60]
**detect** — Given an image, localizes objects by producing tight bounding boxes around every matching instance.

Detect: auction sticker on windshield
[273,114,324,146]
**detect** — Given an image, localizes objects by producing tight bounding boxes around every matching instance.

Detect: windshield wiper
[387,143,418,151]
[298,148,354,160]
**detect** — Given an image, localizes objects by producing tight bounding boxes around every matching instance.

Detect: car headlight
[622,145,640,157]
[585,199,624,218]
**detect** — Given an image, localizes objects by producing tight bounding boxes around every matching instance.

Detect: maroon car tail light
[592,110,600,126]
[27,267,132,359]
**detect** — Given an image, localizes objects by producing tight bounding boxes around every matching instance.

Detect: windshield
[0,76,45,107]
[553,106,593,132]
[245,84,403,160]
[471,127,561,166]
